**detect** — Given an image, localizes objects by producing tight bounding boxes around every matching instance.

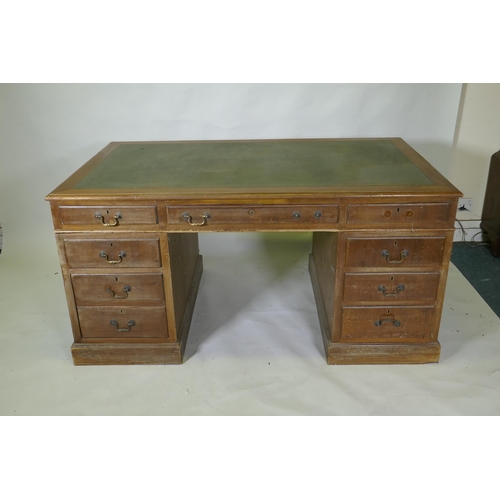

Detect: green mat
[450,243,500,317]
[75,141,433,190]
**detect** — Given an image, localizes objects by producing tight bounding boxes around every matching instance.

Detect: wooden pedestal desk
[46,139,462,365]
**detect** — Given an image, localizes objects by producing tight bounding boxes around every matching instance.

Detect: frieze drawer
[59,206,158,226]
[346,203,451,226]
[167,205,339,228]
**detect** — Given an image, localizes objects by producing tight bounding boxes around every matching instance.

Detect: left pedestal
[53,227,202,366]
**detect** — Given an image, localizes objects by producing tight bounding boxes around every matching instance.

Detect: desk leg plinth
[308,253,441,365]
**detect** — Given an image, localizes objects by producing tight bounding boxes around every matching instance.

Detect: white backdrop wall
[0,83,462,259]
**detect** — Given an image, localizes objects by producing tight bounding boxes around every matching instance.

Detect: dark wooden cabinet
[481,150,500,257]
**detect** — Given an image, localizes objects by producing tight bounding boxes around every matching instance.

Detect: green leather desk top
[47,139,462,199]
[75,140,432,190]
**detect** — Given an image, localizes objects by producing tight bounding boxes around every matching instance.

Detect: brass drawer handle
[110,319,136,332]
[182,212,210,226]
[374,317,401,327]
[95,212,122,226]
[381,249,409,264]
[106,285,131,299]
[377,284,405,297]
[100,250,126,264]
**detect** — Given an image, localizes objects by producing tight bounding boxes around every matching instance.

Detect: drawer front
[78,306,168,339]
[345,236,445,268]
[64,238,161,268]
[167,205,339,227]
[346,203,450,226]
[341,306,434,342]
[343,272,440,303]
[59,206,158,226]
[72,273,165,304]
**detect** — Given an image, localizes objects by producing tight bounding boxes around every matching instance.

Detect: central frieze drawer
[343,272,440,303]
[346,203,450,226]
[345,236,445,268]
[59,206,158,226]
[64,238,161,268]
[341,306,435,343]
[72,273,165,304]
[78,306,168,339]
[167,205,339,227]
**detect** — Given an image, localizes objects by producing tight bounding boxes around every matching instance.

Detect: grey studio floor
[1,232,500,416]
